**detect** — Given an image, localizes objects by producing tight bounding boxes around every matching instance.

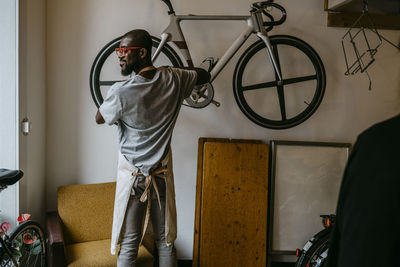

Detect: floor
[177,260,296,266]
[271,263,296,267]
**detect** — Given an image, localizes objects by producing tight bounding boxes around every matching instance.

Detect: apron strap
[133,166,168,245]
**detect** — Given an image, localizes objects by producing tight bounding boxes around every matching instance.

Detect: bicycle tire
[90,35,184,108]
[0,221,46,267]
[296,227,331,267]
[233,35,326,129]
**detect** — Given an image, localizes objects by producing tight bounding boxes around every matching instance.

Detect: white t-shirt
[99,66,197,176]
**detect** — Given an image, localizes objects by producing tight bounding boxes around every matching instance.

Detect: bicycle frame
[152,8,283,83]
[89,1,325,128]
[0,235,19,266]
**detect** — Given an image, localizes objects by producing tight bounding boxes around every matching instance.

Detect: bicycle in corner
[295,214,336,267]
[90,0,326,129]
[0,169,47,267]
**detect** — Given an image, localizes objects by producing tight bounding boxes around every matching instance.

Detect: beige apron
[110,149,177,255]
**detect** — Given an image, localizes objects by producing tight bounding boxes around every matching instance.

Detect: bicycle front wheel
[233,35,326,129]
[90,35,184,108]
[0,221,46,267]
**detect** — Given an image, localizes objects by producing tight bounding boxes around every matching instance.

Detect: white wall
[45,0,400,259]
[19,0,47,225]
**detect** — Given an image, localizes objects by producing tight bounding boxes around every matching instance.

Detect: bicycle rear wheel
[90,35,184,108]
[0,221,46,267]
[233,35,326,129]
[296,227,331,267]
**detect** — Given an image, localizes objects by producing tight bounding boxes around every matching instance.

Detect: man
[96,29,210,267]
[326,114,400,267]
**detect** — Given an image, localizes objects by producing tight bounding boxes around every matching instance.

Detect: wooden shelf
[328,12,400,30]
[324,0,400,30]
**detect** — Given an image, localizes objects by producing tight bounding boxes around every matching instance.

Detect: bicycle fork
[252,8,283,82]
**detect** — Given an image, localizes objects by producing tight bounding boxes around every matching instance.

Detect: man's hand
[96,109,105,124]
[193,67,211,86]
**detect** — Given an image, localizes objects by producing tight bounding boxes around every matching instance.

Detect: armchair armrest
[46,211,67,267]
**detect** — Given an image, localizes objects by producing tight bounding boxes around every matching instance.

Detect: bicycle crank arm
[211,99,221,107]
[198,91,220,107]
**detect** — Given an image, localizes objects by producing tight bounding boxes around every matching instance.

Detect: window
[0,0,19,227]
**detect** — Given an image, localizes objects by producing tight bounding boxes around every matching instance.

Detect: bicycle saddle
[0,168,24,186]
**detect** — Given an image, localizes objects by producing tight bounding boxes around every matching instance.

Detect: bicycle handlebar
[252,0,275,7]
[161,0,175,14]
[263,3,286,27]
[252,1,287,29]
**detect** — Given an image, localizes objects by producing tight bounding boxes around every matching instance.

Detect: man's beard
[121,62,135,76]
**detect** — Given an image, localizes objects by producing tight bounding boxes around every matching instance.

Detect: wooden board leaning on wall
[193,138,269,267]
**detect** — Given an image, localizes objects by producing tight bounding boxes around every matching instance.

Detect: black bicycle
[295,215,335,267]
[0,169,47,267]
[90,0,326,129]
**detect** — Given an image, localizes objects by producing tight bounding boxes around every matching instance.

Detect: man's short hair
[123,29,152,52]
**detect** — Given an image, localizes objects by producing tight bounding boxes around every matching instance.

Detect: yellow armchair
[46,182,154,267]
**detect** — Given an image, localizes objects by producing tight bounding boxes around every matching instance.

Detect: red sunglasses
[115,47,143,57]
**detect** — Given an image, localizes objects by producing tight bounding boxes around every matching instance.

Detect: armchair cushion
[66,239,153,267]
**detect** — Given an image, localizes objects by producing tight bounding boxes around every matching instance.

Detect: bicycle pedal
[201,57,218,72]
[212,58,219,69]
[201,57,213,63]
